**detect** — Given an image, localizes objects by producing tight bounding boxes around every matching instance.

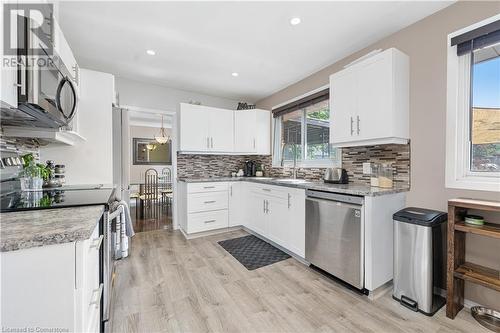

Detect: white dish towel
[110,200,134,258]
[110,200,135,237]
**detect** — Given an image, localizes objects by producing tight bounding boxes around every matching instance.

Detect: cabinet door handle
[263,200,266,213]
[350,116,354,136]
[18,59,26,96]
[287,193,291,209]
[204,219,216,224]
[262,188,271,192]
[266,200,269,214]
[356,116,360,135]
[253,138,256,149]
[90,283,104,308]
[230,185,233,196]
[204,200,216,204]
[90,235,104,250]
[207,137,210,148]
[211,137,214,148]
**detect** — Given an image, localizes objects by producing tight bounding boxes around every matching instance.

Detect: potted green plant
[20,154,51,190]
[255,164,264,177]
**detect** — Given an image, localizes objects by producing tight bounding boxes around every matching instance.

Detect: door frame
[120,104,179,230]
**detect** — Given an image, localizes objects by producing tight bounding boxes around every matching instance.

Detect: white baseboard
[180,226,242,240]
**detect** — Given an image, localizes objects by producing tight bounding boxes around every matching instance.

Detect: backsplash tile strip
[177,143,410,187]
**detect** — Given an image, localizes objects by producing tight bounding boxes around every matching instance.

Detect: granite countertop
[0,205,105,252]
[178,177,409,196]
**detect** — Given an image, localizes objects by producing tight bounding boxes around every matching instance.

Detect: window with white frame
[446,16,500,191]
[272,88,341,167]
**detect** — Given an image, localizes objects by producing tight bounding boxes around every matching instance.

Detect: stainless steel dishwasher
[305,190,364,290]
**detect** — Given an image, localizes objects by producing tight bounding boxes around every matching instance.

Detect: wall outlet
[363,162,372,175]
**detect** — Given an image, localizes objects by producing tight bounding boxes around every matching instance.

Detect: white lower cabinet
[286,188,306,258]
[247,190,268,236]
[265,195,289,248]
[179,181,230,234]
[180,181,306,258]
[228,182,246,227]
[0,224,102,332]
[246,184,306,257]
[187,210,229,234]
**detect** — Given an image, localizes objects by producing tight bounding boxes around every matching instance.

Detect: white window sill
[446,175,500,192]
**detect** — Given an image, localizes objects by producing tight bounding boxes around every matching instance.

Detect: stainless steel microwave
[3,14,78,129]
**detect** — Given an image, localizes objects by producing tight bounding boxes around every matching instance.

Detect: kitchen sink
[273,178,309,184]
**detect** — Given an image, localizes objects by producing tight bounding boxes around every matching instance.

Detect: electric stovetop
[0,187,116,213]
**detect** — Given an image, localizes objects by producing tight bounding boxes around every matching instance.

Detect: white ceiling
[58,1,453,102]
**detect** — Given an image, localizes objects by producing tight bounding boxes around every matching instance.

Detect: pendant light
[155,115,170,144]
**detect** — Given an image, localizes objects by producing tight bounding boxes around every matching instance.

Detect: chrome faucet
[281,143,298,179]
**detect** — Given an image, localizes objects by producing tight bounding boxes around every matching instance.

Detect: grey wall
[129,125,172,184]
[256,1,500,308]
[115,77,240,112]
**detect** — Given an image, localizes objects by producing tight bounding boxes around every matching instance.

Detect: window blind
[451,20,500,56]
[272,88,329,118]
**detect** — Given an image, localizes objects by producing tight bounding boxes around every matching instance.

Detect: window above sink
[271,86,341,168]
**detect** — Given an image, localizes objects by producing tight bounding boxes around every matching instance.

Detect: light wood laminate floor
[110,229,487,333]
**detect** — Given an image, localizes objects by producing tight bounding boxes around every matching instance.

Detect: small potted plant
[20,154,51,191]
[255,164,264,177]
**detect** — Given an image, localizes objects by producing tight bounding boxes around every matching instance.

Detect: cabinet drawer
[187,210,228,233]
[248,183,289,200]
[188,192,228,213]
[188,182,229,193]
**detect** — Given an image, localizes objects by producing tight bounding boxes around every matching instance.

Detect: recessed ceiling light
[290,17,301,26]
[231,72,239,77]
[146,49,156,56]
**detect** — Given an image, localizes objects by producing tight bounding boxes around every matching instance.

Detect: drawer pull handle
[204,200,216,204]
[204,220,216,224]
[262,188,271,192]
[203,186,216,189]
[90,283,103,308]
[90,235,104,250]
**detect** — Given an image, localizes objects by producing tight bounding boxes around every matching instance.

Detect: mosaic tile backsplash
[177,143,410,187]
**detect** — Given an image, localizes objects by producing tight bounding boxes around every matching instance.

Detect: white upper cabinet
[330,48,409,147]
[0,3,18,107]
[53,18,79,87]
[234,109,271,155]
[234,110,256,153]
[180,104,270,154]
[179,104,233,153]
[179,103,211,151]
[330,69,357,143]
[209,107,234,152]
[255,110,271,155]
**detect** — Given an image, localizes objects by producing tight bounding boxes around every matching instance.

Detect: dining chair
[159,167,173,212]
[142,168,159,219]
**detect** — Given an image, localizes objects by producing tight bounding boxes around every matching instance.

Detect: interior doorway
[112,105,177,233]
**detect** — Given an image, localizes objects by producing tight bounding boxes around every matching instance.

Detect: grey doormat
[218,235,291,270]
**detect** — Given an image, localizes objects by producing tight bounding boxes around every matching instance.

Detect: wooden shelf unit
[454,221,500,239]
[446,198,500,319]
[454,262,500,292]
